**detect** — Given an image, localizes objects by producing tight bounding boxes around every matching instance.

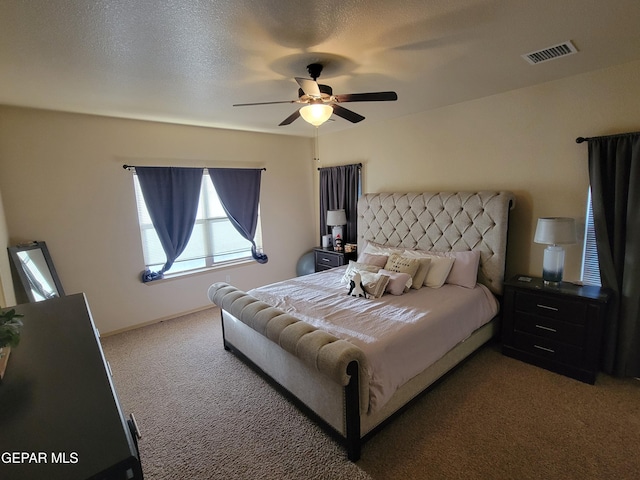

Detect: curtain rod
[576,131,640,144]
[122,164,266,171]
[317,162,362,171]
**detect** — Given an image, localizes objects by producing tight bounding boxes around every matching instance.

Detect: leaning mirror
[8,241,65,303]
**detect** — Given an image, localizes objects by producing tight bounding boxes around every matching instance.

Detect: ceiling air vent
[522,40,578,65]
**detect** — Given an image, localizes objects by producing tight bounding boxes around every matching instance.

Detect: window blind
[581,189,601,286]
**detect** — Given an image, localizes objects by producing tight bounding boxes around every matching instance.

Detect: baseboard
[102,305,219,336]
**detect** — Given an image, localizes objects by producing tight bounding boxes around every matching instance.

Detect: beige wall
[0,108,315,333]
[0,188,16,307]
[317,59,640,283]
[2,59,639,331]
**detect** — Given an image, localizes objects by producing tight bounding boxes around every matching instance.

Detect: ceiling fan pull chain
[314,127,320,163]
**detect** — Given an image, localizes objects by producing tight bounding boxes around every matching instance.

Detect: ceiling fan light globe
[300,104,333,126]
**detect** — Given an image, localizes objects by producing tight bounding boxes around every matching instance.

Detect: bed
[208,191,514,461]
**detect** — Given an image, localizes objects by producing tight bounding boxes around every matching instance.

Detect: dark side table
[501,275,610,384]
[314,247,356,272]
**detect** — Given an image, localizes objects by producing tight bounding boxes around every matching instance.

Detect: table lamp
[326,209,347,251]
[534,217,577,285]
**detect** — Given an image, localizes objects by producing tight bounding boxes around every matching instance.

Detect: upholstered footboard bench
[208,282,369,460]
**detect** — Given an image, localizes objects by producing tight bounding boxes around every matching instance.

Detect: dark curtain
[319,164,361,245]
[587,132,640,377]
[136,167,203,281]
[208,168,268,264]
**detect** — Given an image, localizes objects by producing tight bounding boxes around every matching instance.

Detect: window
[581,188,601,286]
[133,171,262,275]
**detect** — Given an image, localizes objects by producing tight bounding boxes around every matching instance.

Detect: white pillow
[379,269,412,295]
[356,252,389,268]
[362,241,404,257]
[340,260,381,285]
[402,250,455,288]
[413,250,481,288]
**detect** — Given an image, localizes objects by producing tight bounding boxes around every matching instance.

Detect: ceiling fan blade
[332,104,365,123]
[233,100,296,106]
[333,91,398,103]
[279,109,301,126]
[295,77,321,98]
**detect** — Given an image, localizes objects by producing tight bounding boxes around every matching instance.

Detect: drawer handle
[322,258,331,262]
[536,304,559,312]
[534,344,555,353]
[535,324,557,333]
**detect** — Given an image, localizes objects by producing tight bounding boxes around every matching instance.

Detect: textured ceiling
[2,0,640,137]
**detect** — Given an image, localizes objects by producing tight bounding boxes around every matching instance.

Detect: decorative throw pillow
[356,252,389,268]
[423,256,454,288]
[384,253,421,288]
[413,250,481,288]
[379,269,412,295]
[359,271,391,299]
[402,249,454,288]
[409,257,431,290]
[340,260,381,285]
[443,250,481,288]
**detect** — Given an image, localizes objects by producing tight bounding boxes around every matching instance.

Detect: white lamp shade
[299,104,333,126]
[326,209,347,226]
[534,217,577,245]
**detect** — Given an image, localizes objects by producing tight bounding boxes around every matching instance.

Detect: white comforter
[248,267,499,412]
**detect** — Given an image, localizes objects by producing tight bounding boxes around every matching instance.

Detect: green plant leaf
[0,309,23,348]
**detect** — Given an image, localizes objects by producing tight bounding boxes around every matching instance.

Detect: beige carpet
[101,308,640,480]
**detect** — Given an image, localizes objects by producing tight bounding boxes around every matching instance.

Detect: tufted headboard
[357,191,515,295]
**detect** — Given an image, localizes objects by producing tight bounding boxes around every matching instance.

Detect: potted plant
[0,308,23,355]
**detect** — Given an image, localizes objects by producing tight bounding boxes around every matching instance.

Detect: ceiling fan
[233,63,398,127]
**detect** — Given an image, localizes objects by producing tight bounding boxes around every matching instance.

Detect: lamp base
[542,245,565,285]
[331,226,344,251]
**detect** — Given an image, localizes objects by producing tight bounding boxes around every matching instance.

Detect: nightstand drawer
[514,291,587,325]
[315,251,343,268]
[514,312,585,347]
[512,331,584,366]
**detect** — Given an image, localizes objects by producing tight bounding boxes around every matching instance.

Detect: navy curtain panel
[136,167,203,281]
[208,168,268,264]
[319,164,361,245]
[587,132,640,377]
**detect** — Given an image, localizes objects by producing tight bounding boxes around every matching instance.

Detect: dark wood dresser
[0,293,143,480]
[501,275,610,384]
[314,247,356,272]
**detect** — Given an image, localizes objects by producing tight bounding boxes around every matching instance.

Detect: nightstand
[314,247,356,272]
[501,275,610,384]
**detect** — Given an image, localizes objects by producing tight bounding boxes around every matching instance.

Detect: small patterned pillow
[384,253,420,289]
[359,271,391,299]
